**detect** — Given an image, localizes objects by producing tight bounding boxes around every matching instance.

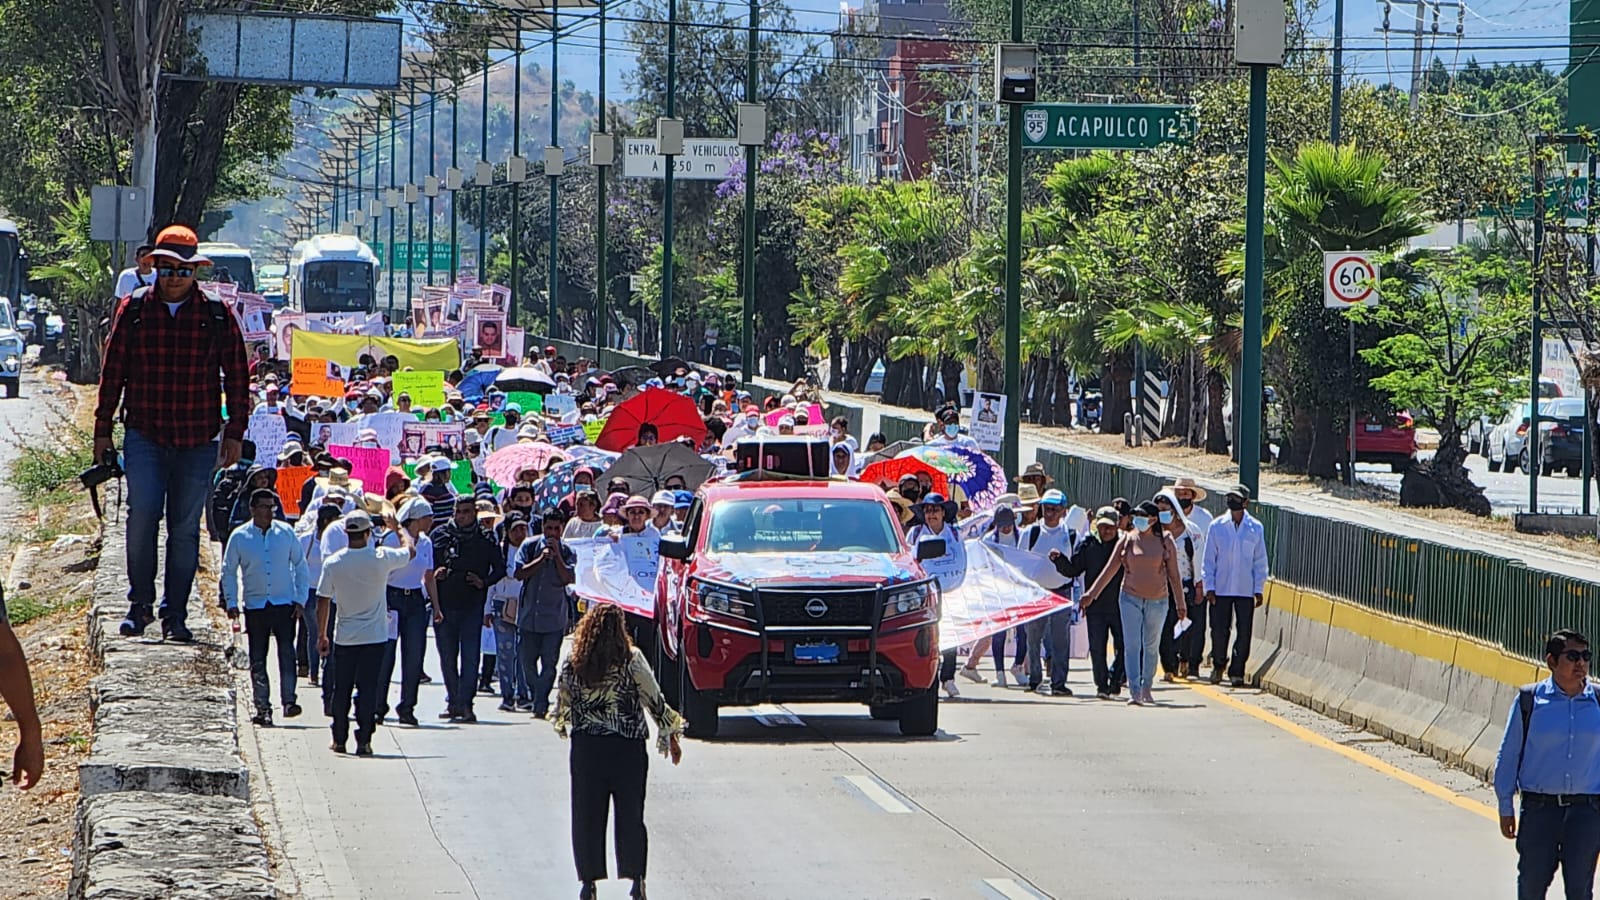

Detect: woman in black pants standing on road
[553,602,685,900]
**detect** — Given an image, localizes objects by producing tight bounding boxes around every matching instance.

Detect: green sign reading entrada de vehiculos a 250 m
[1020,104,1198,151]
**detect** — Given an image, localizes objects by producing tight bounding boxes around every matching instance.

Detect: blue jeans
[1518,795,1600,900]
[1118,590,1167,698]
[123,429,216,625]
[492,618,528,703]
[1025,610,1071,690]
[519,629,564,715]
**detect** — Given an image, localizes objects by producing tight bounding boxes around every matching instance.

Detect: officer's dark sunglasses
[156,265,196,278]
[1561,649,1593,662]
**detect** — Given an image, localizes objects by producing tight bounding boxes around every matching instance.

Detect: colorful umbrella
[896,444,1008,513]
[528,459,583,514]
[484,442,568,486]
[455,364,502,402]
[857,456,950,498]
[594,387,707,452]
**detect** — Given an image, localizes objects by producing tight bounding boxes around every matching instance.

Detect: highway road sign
[1020,104,1197,151]
[374,242,455,272]
[1323,252,1379,308]
[621,138,740,180]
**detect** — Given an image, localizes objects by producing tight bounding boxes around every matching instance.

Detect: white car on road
[1486,399,1544,473]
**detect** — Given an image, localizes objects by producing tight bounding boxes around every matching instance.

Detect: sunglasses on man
[1560,649,1593,663]
[155,266,196,278]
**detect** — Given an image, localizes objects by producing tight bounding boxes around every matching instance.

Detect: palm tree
[1226,142,1428,477]
[32,194,115,383]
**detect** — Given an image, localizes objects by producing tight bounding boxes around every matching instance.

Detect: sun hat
[142,224,211,265]
[1016,483,1041,507]
[1164,476,1209,501]
[622,494,652,512]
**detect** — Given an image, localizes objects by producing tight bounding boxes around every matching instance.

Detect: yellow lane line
[1187,683,1497,823]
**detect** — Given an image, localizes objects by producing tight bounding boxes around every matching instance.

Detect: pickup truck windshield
[707,497,901,554]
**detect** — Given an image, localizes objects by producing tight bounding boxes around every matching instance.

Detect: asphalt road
[246,638,1513,900]
[1356,452,1597,515]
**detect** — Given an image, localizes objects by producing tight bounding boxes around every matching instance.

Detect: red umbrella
[595,387,708,452]
[857,456,949,497]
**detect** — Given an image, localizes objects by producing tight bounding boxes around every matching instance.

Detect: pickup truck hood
[699,551,919,589]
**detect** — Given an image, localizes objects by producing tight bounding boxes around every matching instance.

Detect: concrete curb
[70,493,277,899]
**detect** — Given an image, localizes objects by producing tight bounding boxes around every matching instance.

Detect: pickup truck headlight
[885,582,935,618]
[691,580,754,621]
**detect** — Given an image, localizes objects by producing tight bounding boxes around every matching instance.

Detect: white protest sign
[543,393,577,419]
[568,536,656,619]
[968,392,1005,453]
[246,412,288,462]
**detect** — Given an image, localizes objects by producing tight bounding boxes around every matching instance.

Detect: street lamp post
[660,0,678,359]
[547,9,561,339]
[595,0,609,358]
[740,0,760,383]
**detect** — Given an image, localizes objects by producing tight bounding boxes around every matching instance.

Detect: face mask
[1226,497,1245,511]
[746,417,760,428]
[1178,497,1194,510]
[944,424,959,438]
[1158,510,1174,525]
[1132,516,1151,532]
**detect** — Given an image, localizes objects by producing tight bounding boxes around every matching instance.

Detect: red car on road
[1345,412,1419,472]
[655,477,944,739]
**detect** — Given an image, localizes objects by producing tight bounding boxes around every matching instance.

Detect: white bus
[196,242,256,293]
[286,234,380,314]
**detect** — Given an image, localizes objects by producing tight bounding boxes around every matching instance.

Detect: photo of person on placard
[477,316,504,357]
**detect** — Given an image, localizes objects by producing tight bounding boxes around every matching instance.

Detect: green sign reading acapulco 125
[1020,103,1198,151]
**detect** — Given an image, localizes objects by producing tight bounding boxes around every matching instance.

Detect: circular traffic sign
[1326,254,1377,306]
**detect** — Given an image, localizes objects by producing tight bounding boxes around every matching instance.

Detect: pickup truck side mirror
[659,535,691,561]
[915,537,946,561]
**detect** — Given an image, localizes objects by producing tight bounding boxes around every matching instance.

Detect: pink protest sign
[766,403,824,427]
[327,444,391,496]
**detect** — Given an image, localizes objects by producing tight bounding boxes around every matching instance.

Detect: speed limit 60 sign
[1323,252,1379,308]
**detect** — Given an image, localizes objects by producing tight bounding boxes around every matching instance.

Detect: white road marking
[750,703,804,727]
[982,877,1047,900]
[842,774,915,814]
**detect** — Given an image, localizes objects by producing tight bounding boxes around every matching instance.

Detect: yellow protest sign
[291,332,461,371]
[392,370,446,407]
[583,419,606,443]
[290,357,345,398]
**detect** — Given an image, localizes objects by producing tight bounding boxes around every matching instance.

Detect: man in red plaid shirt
[95,225,250,642]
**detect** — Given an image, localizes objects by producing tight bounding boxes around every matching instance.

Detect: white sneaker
[1010,663,1025,683]
[958,667,983,684]
[942,680,961,699]
[991,671,1009,688]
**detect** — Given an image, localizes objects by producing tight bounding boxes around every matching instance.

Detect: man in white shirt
[1201,484,1269,688]
[222,488,310,728]
[112,245,155,298]
[316,510,415,756]
[1019,489,1078,695]
[377,498,437,726]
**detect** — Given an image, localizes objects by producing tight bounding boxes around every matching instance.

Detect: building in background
[835,0,963,181]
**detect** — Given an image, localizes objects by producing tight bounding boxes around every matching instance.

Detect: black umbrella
[861,439,923,467]
[599,442,716,494]
[494,367,557,394]
[609,365,656,387]
[650,356,695,378]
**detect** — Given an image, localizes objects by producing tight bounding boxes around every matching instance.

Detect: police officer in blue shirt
[1494,628,1600,899]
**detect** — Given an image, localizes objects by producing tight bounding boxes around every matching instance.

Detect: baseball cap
[651,490,676,507]
[1093,506,1119,528]
[398,497,433,523]
[343,510,374,533]
[919,491,947,507]
[1226,483,1251,500]
[430,457,453,472]
[673,491,693,509]
[1039,489,1067,507]
[142,224,212,265]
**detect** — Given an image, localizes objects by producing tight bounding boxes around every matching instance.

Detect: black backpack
[207,464,254,543]
[117,287,234,356]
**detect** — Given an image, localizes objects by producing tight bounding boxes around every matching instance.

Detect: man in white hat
[1164,476,1213,537]
[317,509,417,756]
[377,497,438,726]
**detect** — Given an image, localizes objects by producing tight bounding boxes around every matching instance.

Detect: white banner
[968,392,1005,453]
[569,535,657,619]
[938,540,1073,650]
[245,411,288,462]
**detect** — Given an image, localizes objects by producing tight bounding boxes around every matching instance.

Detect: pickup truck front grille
[761,590,878,626]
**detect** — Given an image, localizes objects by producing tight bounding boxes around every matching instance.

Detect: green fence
[879,414,928,446]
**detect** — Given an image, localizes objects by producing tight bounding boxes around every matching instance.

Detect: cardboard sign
[276,465,316,516]
[392,370,446,407]
[291,357,344,398]
[543,393,577,419]
[546,423,583,447]
[327,444,390,495]
[583,419,606,443]
[503,326,524,365]
[401,422,466,459]
[969,392,1004,453]
[245,411,288,462]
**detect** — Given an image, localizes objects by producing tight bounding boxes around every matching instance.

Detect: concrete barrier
[70,495,276,899]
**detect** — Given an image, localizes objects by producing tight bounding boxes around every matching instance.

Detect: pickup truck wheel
[896,687,939,737]
[655,636,680,708]
[868,704,898,720]
[678,657,719,739]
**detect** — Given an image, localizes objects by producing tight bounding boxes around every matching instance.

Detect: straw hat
[1164,476,1209,501]
[1016,483,1041,507]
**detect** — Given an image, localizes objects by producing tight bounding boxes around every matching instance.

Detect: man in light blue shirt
[1493,628,1600,900]
[223,488,310,728]
[1200,483,1268,688]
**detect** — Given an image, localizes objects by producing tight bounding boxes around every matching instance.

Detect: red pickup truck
[654,477,945,739]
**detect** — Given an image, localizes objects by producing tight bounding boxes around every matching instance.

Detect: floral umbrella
[529,454,620,513]
[857,456,949,498]
[896,444,1008,513]
[485,442,568,487]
